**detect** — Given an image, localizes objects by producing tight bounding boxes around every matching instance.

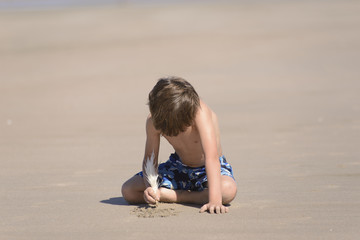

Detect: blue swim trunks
[137,153,234,191]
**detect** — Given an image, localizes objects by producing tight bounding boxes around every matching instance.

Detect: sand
[130,203,180,218]
[1,0,360,239]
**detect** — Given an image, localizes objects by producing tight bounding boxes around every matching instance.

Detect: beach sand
[1,0,359,239]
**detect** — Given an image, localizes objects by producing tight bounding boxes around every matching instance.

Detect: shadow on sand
[100,196,230,213]
[100,197,201,209]
[100,197,129,206]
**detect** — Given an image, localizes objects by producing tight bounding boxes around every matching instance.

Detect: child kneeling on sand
[121,76,237,214]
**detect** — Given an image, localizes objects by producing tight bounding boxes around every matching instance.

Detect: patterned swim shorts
[137,153,234,191]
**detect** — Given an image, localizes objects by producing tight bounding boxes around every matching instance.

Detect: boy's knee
[121,177,146,204]
[121,181,136,203]
[221,177,237,204]
[121,182,130,201]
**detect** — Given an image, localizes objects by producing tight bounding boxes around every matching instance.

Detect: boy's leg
[121,175,147,204]
[122,174,236,205]
[159,188,208,204]
[159,175,236,205]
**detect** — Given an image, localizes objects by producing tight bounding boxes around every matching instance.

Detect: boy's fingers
[209,206,215,214]
[149,189,156,199]
[199,204,208,213]
[143,191,150,203]
[156,192,160,201]
[200,204,229,214]
[148,188,160,202]
[143,189,156,204]
[147,196,156,204]
[215,206,221,214]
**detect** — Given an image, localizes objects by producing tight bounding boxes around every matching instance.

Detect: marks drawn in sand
[131,203,180,218]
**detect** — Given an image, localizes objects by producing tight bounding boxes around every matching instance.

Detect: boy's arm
[142,115,161,203]
[195,103,227,214]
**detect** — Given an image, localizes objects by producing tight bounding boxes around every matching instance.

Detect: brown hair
[148,76,200,136]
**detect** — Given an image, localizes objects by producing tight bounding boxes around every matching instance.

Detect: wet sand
[1,0,359,239]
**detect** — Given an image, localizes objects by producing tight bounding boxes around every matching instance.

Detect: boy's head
[148,76,200,137]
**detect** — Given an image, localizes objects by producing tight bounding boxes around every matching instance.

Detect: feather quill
[143,151,159,201]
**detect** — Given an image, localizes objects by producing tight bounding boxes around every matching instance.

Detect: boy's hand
[200,202,229,214]
[143,187,160,204]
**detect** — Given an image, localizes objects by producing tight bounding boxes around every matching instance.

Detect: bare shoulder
[194,100,220,137]
[196,100,218,122]
[195,100,221,157]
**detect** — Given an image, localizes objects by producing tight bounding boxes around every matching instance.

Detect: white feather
[143,151,159,194]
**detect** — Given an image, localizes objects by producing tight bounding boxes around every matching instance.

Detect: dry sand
[1,0,360,239]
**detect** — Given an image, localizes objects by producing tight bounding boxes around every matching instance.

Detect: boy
[121,77,237,214]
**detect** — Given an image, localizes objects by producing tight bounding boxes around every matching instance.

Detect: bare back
[163,100,222,167]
